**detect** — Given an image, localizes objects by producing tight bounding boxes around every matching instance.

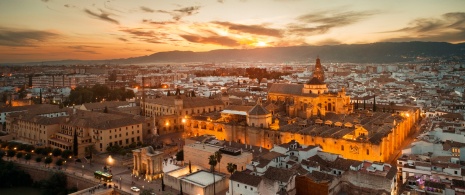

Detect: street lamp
[107,155,114,169]
[119,177,122,189]
[82,165,84,176]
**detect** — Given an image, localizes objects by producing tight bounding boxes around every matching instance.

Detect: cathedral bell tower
[313,57,325,83]
[302,57,328,94]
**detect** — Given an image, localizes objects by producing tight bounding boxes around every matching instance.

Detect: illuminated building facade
[132,146,163,181]
[184,58,420,162]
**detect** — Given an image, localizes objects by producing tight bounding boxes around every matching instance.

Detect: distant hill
[6,42,465,65]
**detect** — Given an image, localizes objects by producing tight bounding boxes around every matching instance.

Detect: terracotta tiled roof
[263,167,296,183]
[268,83,304,95]
[248,104,270,115]
[82,101,130,110]
[307,170,335,182]
[230,171,262,187]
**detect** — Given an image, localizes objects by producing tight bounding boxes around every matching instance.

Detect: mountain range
[7,42,465,65]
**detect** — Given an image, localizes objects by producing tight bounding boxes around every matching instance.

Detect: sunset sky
[1,0,464,63]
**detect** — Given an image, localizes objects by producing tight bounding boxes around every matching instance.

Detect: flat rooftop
[186,143,222,153]
[181,170,223,187]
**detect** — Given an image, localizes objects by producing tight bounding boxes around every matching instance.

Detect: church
[183,58,420,162]
[267,57,352,118]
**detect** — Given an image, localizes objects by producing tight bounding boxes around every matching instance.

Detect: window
[237,184,239,187]
[245,186,247,189]
[367,149,370,155]
[341,145,344,151]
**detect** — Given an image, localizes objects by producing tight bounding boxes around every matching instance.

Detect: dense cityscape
[1,1,465,195]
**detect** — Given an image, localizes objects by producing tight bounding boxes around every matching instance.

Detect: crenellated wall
[184,109,419,162]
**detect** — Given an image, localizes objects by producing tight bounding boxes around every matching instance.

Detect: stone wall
[16,163,98,190]
[184,108,419,162]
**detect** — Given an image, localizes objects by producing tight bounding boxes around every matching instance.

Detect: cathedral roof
[307,77,324,85]
[268,83,303,95]
[248,104,270,115]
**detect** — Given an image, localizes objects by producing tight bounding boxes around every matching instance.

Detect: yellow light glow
[165,122,170,126]
[256,41,267,47]
[182,119,186,123]
[406,113,410,117]
[107,155,114,165]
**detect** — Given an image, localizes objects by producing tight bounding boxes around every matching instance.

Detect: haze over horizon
[1,0,464,63]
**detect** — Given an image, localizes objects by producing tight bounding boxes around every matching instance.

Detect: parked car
[131,186,140,192]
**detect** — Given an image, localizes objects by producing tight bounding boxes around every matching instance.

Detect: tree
[44,157,53,167]
[103,106,108,113]
[215,151,222,173]
[140,189,155,195]
[56,158,64,166]
[52,148,62,157]
[41,172,69,195]
[227,163,236,175]
[34,147,44,155]
[0,160,33,187]
[16,152,23,159]
[85,145,97,165]
[35,156,42,163]
[373,95,377,112]
[73,129,78,156]
[227,163,237,195]
[208,154,218,195]
[92,84,110,102]
[61,150,72,159]
[189,160,192,173]
[109,72,117,82]
[24,153,32,163]
[42,147,52,156]
[7,149,16,159]
[0,150,5,159]
[176,150,184,164]
[25,145,35,153]
[161,175,165,191]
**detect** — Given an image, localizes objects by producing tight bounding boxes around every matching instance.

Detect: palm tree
[215,151,222,173]
[227,163,237,195]
[208,154,218,195]
[227,163,236,175]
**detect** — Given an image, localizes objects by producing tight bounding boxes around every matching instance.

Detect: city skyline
[1,0,464,63]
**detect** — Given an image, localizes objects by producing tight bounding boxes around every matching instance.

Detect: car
[130,186,140,192]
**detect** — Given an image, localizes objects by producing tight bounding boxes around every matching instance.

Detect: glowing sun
[256,41,267,47]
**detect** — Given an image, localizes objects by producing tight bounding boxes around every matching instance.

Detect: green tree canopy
[0,160,33,187]
[176,150,184,162]
[40,172,70,195]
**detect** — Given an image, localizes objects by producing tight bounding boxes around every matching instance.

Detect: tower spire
[312,56,325,83]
